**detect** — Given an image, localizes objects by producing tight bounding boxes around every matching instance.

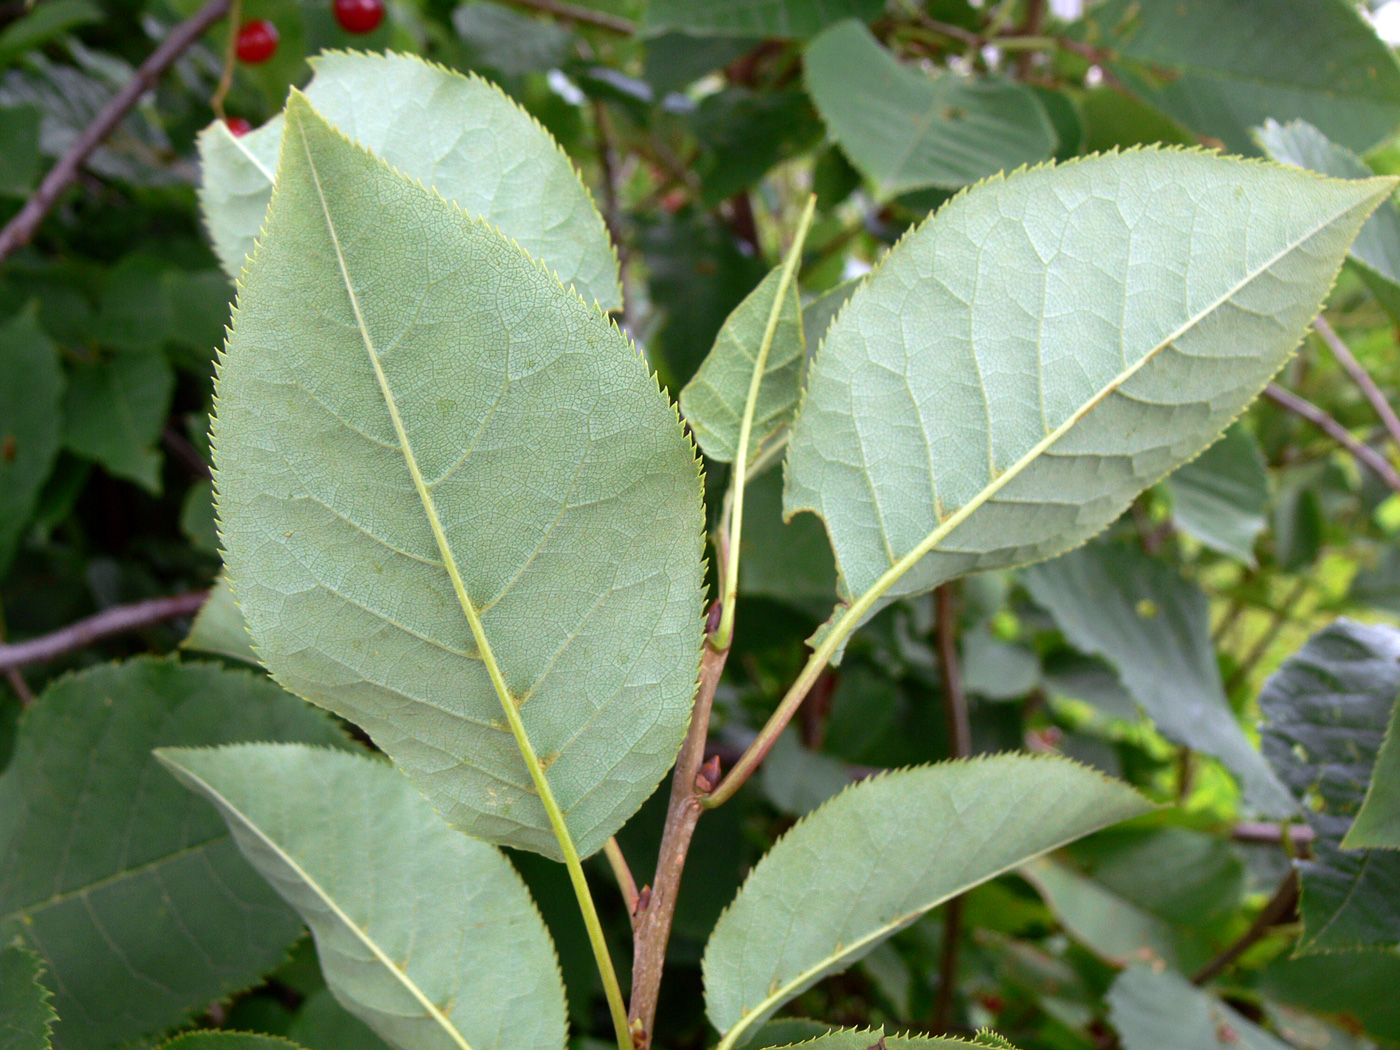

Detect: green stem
[713,194,817,650]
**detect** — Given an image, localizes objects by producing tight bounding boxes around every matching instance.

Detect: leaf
[0,946,56,1050]
[0,657,348,1050]
[1256,119,1400,323]
[803,21,1055,197]
[198,51,619,310]
[452,3,572,77]
[1024,543,1294,815]
[158,1037,307,1050]
[689,89,825,208]
[213,95,705,860]
[183,576,260,666]
[0,106,40,195]
[91,254,172,352]
[286,990,392,1050]
[735,1026,1006,1050]
[156,744,566,1050]
[702,754,1152,1047]
[1166,422,1270,564]
[759,730,850,816]
[0,0,99,70]
[1020,857,1179,968]
[680,257,806,463]
[1107,964,1290,1050]
[1259,950,1400,1045]
[62,350,174,494]
[784,149,1392,655]
[802,278,861,357]
[1260,619,1400,951]
[737,468,838,607]
[0,305,62,575]
[1076,0,1400,156]
[642,0,883,38]
[1348,697,1400,849]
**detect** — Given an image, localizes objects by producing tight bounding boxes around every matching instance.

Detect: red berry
[235,19,279,64]
[224,116,253,137]
[332,0,384,34]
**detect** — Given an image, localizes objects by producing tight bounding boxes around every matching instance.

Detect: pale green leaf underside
[1024,542,1294,816]
[0,946,56,1050]
[1165,422,1269,564]
[213,96,704,860]
[1079,0,1400,156]
[1108,965,1289,1050]
[803,21,1056,197]
[0,658,346,1050]
[182,575,260,665]
[680,262,805,463]
[198,50,619,310]
[1256,118,1400,323]
[784,149,1392,626]
[702,755,1152,1045]
[156,744,566,1050]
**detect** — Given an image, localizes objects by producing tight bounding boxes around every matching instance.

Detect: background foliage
[3,1,1400,1050]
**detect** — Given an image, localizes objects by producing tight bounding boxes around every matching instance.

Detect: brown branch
[1232,822,1315,851]
[0,0,234,264]
[932,582,968,1033]
[0,591,209,671]
[163,427,213,479]
[1263,383,1400,493]
[1313,317,1400,451]
[1015,0,1046,78]
[629,620,729,1049]
[496,0,634,35]
[1191,869,1299,985]
[5,667,33,706]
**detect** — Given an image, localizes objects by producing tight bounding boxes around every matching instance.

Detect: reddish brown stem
[1191,870,1299,985]
[0,591,209,671]
[1264,383,1400,493]
[1313,317,1400,452]
[0,0,233,263]
[628,633,729,1048]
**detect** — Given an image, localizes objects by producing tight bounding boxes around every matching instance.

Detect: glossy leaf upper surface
[157,744,566,1050]
[803,21,1056,197]
[198,51,619,309]
[1260,620,1400,951]
[0,946,56,1050]
[0,306,61,575]
[702,755,1151,1045]
[784,149,1391,625]
[0,658,347,1050]
[213,96,704,860]
[1077,0,1400,155]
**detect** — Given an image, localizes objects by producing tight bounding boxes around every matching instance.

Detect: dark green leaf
[1275,486,1324,573]
[286,990,391,1050]
[1259,950,1400,1044]
[1167,423,1270,564]
[690,89,824,206]
[0,0,100,69]
[644,33,761,95]
[0,106,39,195]
[0,305,63,575]
[1077,0,1400,154]
[0,658,348,1050]
[158,1037,306,1050]
[0,946,56,1050]
[736,467,837,607]
[1260,619,1400,951]
[453,3,572,77]
[62,351,174,493]
[643,0,883,39]
[1025,543,1294,814]
[803,21,1056,196]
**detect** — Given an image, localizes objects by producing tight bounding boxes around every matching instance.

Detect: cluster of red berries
[225,0,384,136]
[234,0,384,64]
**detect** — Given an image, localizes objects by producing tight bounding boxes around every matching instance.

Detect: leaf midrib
[165,760,472,1050]
[841,183,1376,606]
